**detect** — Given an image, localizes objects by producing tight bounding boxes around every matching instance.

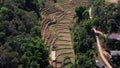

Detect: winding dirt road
[93,28,112,68]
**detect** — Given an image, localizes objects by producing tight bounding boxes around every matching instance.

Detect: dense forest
[0,0,49,68]
[72,0,120,67]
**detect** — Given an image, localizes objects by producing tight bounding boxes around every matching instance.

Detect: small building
[109,33,120,40]
[95,60,105,68]
[110,51,120,59]
[51,51,56,61]
[106,0,120,3]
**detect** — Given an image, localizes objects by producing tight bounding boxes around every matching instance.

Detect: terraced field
[41,0,88,68]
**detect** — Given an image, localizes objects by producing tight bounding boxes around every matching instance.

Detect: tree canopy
[0,0,49,68]
[72,0,120,67]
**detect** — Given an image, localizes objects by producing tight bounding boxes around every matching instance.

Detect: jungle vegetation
[0,0,48,68]
[72,0,120,67]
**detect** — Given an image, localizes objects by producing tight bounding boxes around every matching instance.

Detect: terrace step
[56,28,69,31]
[54,44,72,47]
[55,44,73,49]
[57,32,70,36]
[56,62,62,68]
[56,52,74,62]
[56,48,73,51]
[55,26,69,29]
[55,40,71,45]
[56,29,70,32]
[56,49,74,57]
[58,32,70,35]
[57,33,71,37]
[60,20,71,23]
[47,34,54,46]
[58,36,71,41]
[55,27,69,30]
[57,23,70,26]
[57,39,71,42]
[55,24,69,27]
[57,22,70,24]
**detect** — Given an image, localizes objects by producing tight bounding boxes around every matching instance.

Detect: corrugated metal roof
[95,60,105,68]
[107,0,119,3]
[110,51,120,56]
[109,33,120,40]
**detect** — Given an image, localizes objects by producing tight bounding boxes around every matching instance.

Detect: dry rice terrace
[41,0,87,68]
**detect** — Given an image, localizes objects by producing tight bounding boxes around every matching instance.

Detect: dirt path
[93,28,112,68]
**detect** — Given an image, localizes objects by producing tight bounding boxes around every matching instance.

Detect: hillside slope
[41,0,87,68]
